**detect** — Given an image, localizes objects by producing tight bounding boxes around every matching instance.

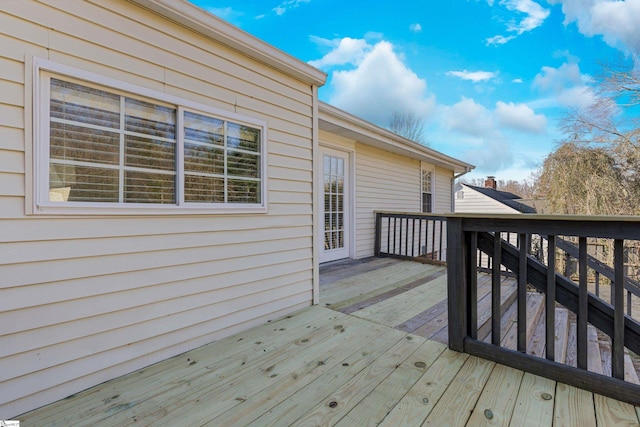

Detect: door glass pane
[323,154,346,251]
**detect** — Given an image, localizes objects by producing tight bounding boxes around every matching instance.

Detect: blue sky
[189,0,640,182]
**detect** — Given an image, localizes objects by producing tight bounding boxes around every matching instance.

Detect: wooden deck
[19,258,640,426]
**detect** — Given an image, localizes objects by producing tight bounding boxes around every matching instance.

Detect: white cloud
[308,37,370,68]
[206,7,243,23]
[439,96,549,171]
[273,0,310,16]
[486,35,516,45]
[324,41,436,125]
[409,23,423,33]
[548,0,640,53]
[495,101,547,133]
[512,78,524,83]
[447,70,498,82]
[487,0,550,45]
[532,61,596,109]
[444,97,495,136]
[505,0,551,34]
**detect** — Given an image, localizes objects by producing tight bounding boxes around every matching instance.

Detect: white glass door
[320,149,350,262]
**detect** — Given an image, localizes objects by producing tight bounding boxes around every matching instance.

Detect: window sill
[32,202,267,216]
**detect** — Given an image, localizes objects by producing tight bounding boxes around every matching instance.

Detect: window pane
[184,175,224,203]
[50,122,119,165]
[184,112,223,146]
[125,98,175,139]
[50,164,119,202]
[125,171,175,204]
[422,193,432,213]
[184,143,224,175]
[227,151,259,178]
[227,122,260,152]
[125,135,175,171]
[228,179,260,203]
[50,79,120,128]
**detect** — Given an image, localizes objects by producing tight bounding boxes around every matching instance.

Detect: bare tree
[388,111,428,145]
[535,142,629,215]
[538,58,640,215]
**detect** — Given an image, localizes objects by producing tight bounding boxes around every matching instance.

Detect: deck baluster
[492,232,501,346]
[613,239,625,379]
[517,233,527,353]
[578,236,588,370]
[546,235,556,362]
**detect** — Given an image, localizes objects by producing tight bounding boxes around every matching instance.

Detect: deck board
[17,259,640,426]
[422,355,495,426]
[510,373,556,427]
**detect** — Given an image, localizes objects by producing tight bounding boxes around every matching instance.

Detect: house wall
[318,131,455,260]
[455,186,520,214]
[0,0,316,418]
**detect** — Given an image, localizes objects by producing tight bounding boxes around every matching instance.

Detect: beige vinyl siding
[434,166,454,213]
[0,0,317,418]
[455,186,520,214]
[354,143,421,259]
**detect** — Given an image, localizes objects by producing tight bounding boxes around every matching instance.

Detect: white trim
[32,58,268,215]
[319,146,354,263]
[421,163,435,213]
[312,85,320,305]
[318,141,356,260]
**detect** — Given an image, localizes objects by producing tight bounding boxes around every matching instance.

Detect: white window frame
[421,166,434,213]
[32,58,268,215]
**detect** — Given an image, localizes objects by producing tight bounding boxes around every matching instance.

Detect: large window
[36,61,266,213]
[421,169,433,213]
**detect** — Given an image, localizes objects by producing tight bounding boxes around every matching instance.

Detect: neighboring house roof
[130,0,327,86]
[461,184,537,213]
[319,102,474,176]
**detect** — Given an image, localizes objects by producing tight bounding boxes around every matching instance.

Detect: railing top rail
[446,214,640,240]
[375,211,450,219]
[446,212,640,222]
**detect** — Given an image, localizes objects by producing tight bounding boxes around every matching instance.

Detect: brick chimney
[484,176,497,190]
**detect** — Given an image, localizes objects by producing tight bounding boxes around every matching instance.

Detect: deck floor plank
[289,331,424,426]
[553,383,597,427]
[333,339,447,427]
[377,349,470,426]
[465,364,524,426]
[320,263,435,307]
[123,311,374,426]
[509,372,556,427]
[244,324,412,427]
[338,269,446,315]
[421,355,495,426]
[594,394,640,426]
[324,266,438,311]
[206,319,404,427]
[352,276,447,326]
[20,305,336,426]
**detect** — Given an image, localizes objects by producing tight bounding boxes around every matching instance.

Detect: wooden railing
[374,212,447,263]
[446,214,640,406]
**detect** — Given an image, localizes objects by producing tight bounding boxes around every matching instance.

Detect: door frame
[318,145,355,264]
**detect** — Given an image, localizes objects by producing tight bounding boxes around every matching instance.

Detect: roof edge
[319,102,474,174]
[128,0,327,86]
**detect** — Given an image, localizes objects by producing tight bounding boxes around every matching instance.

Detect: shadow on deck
[18,258,640,426]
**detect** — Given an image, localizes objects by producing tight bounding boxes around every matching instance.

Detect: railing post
[447,217,467,352]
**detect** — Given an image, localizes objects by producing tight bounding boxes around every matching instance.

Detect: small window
[421,169,433,213]
[35,60,266,214]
